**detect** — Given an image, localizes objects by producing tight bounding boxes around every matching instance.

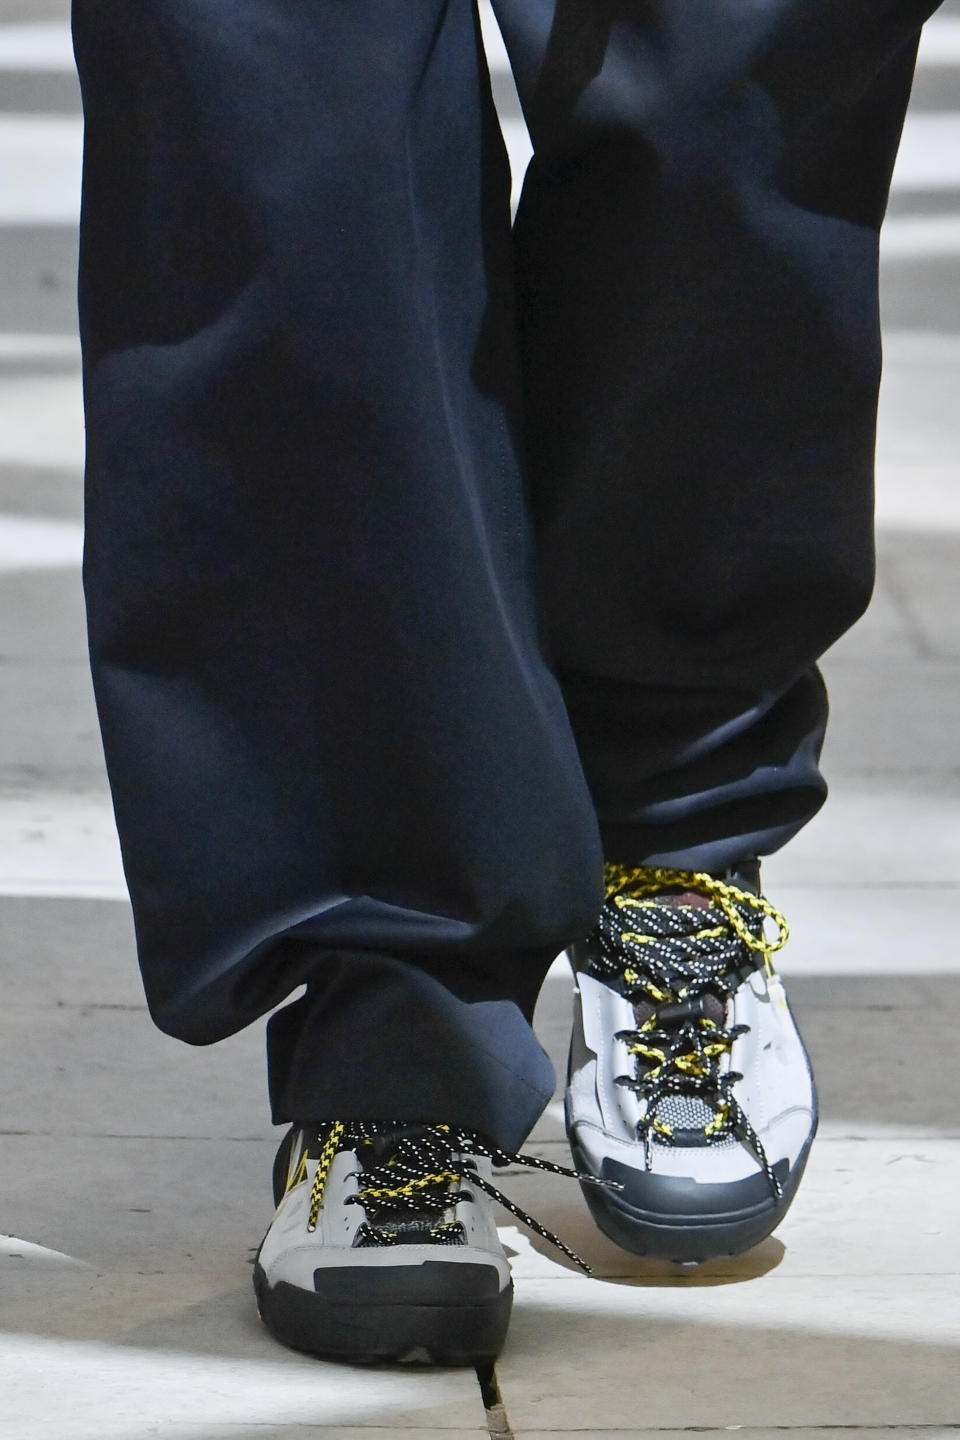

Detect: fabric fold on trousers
[266,952,557,1153]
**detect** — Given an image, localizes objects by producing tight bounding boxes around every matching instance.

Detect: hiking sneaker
[565,864,817,1263]
[253,1120,593,1364]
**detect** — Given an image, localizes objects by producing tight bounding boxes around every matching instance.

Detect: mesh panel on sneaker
[655,1094,716,1130]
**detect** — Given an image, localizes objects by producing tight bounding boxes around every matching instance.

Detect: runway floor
[1,3,958,1436]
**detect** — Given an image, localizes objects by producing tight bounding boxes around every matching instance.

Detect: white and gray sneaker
[566,864,817,1263]
[254,1120,591,1364]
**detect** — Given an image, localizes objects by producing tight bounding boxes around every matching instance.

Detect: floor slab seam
[477,1364,515,1440]
[503,1423,960,1435]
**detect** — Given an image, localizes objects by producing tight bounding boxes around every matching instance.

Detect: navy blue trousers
[73,0,934,1148]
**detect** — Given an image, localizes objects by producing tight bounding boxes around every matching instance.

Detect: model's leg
[73,0,603,1362]
[494,0,934,864]
[74,0,603,1151]
[491,0,936,1258]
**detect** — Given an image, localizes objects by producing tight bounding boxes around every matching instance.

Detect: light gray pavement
[1,3,959,1437]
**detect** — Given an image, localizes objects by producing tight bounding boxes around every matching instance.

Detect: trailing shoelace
[292,1119,620,1273]
[588,865,789,1198]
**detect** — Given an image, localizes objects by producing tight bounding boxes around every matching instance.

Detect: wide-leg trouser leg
[491,0,938,871]
[73,0,604,1150]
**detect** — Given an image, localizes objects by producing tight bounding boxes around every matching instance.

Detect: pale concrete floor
[1,4,959,1438]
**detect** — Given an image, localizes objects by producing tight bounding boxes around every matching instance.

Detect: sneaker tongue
[633,996,656,1025]
[358,1124,460,1233]
[361,1123,433,1167]
[370,1214,442,1242]
[633,987,726,1028]
[697,991,726,1025]
[659,890,711,909]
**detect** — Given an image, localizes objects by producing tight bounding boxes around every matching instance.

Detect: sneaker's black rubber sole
[253,1262,513,1365]
[569,1131,816,1264]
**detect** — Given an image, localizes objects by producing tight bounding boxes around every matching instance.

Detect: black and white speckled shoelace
[296,1120,621,1272]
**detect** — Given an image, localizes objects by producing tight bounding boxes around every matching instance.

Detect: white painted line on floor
[0,333,80,363]
[893,112,960,191]
[0,114,82,225]
[1,13,955,77]
[874,461,960,532]
[500,115,533,210]
[766,788,960,887]
[0,792,126,900]
[0,373,84,469]
[503,1238,960,1351]
[883,328,960,365]
[0,23,75,72]
[478,0,507,66]
[882,211,960,258]
[0,1333,481,1440]
[0,513,83,572]
[918,16,960,67]
[0,879,128,899]
[877,332,960,469]
[0,1234,89,1267]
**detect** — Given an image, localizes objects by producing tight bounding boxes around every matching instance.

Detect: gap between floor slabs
[476,1363,514,1439]
[496,1427,960,1434]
